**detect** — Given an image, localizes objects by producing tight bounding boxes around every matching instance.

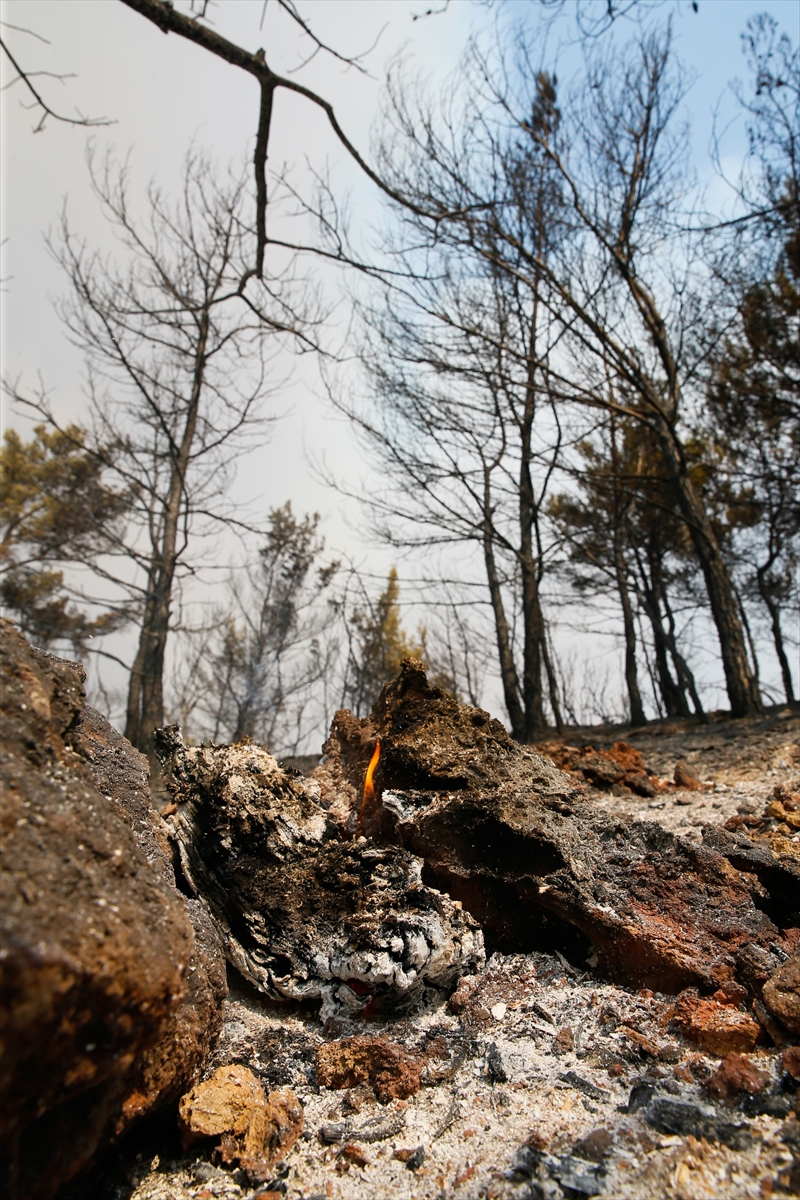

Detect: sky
[1,0,797,734]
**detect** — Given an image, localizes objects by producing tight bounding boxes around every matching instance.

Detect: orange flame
[358,740,381,830]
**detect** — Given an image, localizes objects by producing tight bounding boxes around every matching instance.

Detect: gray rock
[645,1097,754,1149]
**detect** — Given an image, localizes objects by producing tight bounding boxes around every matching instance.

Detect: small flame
[359,740,381,829]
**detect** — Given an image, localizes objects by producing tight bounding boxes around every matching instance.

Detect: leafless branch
[0,33,113,132]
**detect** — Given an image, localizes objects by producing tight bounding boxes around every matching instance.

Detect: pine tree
[0,425,129,654]
[348,569,424,715]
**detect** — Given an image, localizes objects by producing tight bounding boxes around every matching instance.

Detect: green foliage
[0,424,129,653]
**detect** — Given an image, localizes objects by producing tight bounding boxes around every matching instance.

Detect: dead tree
[8,151,319,776]
[324,73,568,742]
[365,26,762,718]
[191,504,341,754]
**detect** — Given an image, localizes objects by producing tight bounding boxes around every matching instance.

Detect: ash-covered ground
[109,707,799,1200]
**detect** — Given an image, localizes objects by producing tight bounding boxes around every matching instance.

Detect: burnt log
[319,659,795,997]
[155,728,484,1017]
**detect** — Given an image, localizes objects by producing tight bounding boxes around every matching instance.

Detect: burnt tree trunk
[757,571,796,703]
[660,580,706,720]
[483,491,525,742]
[125,313,209,776]
[518,340,548,739]
[629,425,754,718]
[634,550,690,719]
[608,415,646,726]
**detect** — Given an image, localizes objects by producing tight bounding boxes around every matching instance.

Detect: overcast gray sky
[1,0,797,729]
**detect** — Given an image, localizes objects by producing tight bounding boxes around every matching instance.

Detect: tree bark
[125,312,209,775]
[758,581,796,703]
[518,399,547,738]
[541,630,564,732]
[660,582,706,720]
[614,537,646,726]
[483,495,525,741]
[608,413,646,726]
[633,550,690,718]
[652,420,762,718]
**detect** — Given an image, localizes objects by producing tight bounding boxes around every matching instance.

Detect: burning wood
[154,726,484,1019]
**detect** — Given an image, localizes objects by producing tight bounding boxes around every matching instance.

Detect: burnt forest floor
[540,701,800,842]
[79,705,799,1200]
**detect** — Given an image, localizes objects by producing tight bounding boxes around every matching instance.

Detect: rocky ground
[78,704,799,1200]
[545,704,800,841]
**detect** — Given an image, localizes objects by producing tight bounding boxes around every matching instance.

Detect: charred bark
[757,573,796,703]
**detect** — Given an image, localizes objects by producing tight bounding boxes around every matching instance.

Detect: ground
[81,705,799,1200]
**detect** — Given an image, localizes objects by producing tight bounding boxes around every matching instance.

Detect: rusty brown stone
[179,1064,303,1173]
[553,1027,575,1055]
[781,1045,800,1080]
[0,621,200,1200]
[337,1143,370,1171]
[674,761,704,790]
[573,1127,614,1162]
[673,992,761,1056]
[762,955,800,1034]
[537,740,657,798]
[316,1036,425,1101]
[703,1053,771,1104]
[448,975,479,1015]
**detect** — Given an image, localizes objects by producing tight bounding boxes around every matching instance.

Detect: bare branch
[0,34,113,132]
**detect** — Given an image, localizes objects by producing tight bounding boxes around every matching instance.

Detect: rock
[68,701,228,1131]
[703,826,800,928]
[336,1142,370,1171]
[553,1027,575,1055]
[448,974,478,1014]
[573,1127,613,1162]
[119,895,228,1130]
[673,991,761,1056]
[394,1145,426,1170]
[549,1154,606,1195]
[315,1036,424,1101]
[626,1082,656,1113]
[674,760,703,790]
[0,621,194,1200]
[538,740,657,798]
[703,1053,771,1104]
[782,1045,800,1081]
[70,699,172,884]
[486,1042,508,1082]
[155,727,484,1016]
[178,1064,303,1174]
[763,955,800,1034]
[644,1097,753,1150]
[323,660,784,995]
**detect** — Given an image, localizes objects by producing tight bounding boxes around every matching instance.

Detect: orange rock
[553,1027,574,1054]
[316,1036,424,1102]
[674,760,703,791]
[703,1053,771,1104]
[178,1064,303,1170]
[781,1045,800,1080]
[337,1143,370,1171]
[762,956,800,1034]
[673,992,760,1056]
